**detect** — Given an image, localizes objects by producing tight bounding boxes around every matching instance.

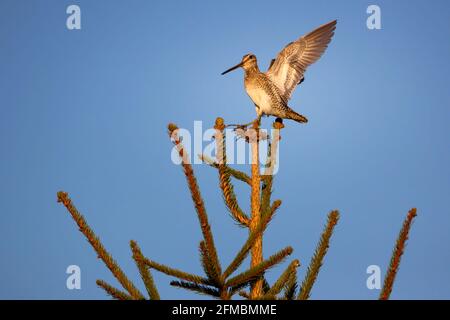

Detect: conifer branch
[261,176,273,216]
[199,241,222,286]
[142,257,211,286]
[96,280,134,300]
[379,208,417,300]
[262,120,283,178]
[214,118,250,227]
[260,149,272,216]
[170,281,220,297]
[265,200,282,223]
[199,154,251,185]
[263,259,300,299]
[130,240,160,300]
[260,125,276,212]
[283,269,298,300]
[225,246,293,288]
[298,210,340,300]
[168,123,222,277]
[57,191,145,300]
[260,121,283,219]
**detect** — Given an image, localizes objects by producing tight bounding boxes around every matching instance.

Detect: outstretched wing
[266,20,337,102]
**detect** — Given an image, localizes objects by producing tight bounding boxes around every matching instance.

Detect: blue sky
[1,0,449,299]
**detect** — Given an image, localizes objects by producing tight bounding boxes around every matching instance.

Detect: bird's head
[221,53,257,75]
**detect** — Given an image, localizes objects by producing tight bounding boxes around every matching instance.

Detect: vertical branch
[379,208,417,300]
[199,241,221,285]
[249,120,263,298]
[298,210,340,300]
[260,143,273,217]
[261,120,283,217]
[57,191,145,300]
[263,119,283,176]
[168,123,222,277]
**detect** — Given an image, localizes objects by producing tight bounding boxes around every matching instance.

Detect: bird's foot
[227,118,269,143]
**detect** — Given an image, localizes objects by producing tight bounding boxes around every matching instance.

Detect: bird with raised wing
[222,20,337,126]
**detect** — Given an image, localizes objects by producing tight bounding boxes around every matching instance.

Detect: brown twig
[379,208,417,300]
[298,210,340,300]
[262,259,300,299]
[199,240,222,286]
[168,123,222,277]
[96,279,133,300]
[57,191,144,300]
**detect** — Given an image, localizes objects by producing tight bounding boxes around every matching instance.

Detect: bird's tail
[286,108,308,123]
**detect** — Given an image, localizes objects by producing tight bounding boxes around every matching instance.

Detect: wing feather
[266,20,337,101]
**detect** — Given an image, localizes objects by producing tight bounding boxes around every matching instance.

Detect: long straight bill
[221,62,243,75]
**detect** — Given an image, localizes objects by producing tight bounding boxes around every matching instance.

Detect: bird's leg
[255,105,262,126]
[227,115,261,143]
[256,114,262,125]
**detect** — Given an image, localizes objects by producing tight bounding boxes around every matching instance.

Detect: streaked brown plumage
[222,20,337,124]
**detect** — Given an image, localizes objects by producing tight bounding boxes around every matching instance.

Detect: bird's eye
[250,55,255,59]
